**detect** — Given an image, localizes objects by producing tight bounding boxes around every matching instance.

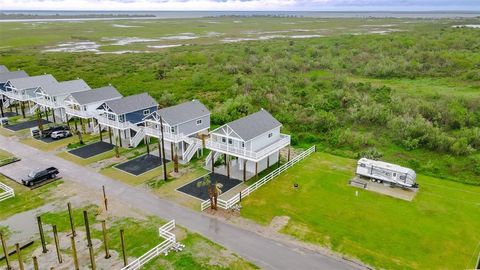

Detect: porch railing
[206,134,291,161]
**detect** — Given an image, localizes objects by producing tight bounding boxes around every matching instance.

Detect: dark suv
[22,167,59,187]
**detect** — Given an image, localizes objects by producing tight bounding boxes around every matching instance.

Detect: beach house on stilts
[206,109,291,181]
[95,93,158,148]
[143,100,210,163]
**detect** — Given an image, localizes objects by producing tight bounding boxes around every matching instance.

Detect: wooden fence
[201,145,316,211]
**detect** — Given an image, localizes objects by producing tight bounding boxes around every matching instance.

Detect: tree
[114,137,120,158]
[35,107,44,132]
[76,130,84,145]
[196,175,218,210]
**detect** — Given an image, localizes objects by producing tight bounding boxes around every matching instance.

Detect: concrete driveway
[0,134,361,270]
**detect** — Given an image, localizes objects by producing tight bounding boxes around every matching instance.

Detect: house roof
[70,86,122,105]
[220,109,282,141]
[102,93,158,115]
[156,100,209,126]
[40,79,91,96]
[0,70,29,83]
[0,65,9,73]
[8,74,57,90]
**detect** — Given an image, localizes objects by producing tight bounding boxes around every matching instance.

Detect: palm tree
[197,175,218,210]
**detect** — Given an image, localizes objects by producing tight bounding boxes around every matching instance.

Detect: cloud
[0,0,479,11]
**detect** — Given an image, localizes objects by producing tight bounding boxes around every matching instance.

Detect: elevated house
[144,100,210,163]
[64,86,122,131]
[34,79,91,123]
[206,109,291,181]
[0,70,29,117]
[3,74,58,118]
[96,93,158,148]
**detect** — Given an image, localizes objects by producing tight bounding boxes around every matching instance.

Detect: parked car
[41,125,69,138]
[51,130,72,140]
[22,167,59,187]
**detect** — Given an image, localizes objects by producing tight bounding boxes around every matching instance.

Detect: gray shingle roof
[224,109,282,141]
[103,93,158,115]
[0,71,29,83]
[0,65,9,73]
[8,74,57,90]
[40,79,91,96]
[157,100,210,126]
[70,86,122,105]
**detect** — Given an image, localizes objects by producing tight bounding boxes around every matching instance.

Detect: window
[171,127,175,133]
[268,133,273,138]
[393,173,397,177]
[241,142,245,148]
[360,163,366,168]
[143,109,150,116]
[399,175,406,180]
[196,119,202,125]
[118,115,125,122]
[222,137,226,143]
[228,138,233,145]
[108,114,115,121]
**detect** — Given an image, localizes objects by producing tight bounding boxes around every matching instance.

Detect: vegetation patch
[241,152,480,270]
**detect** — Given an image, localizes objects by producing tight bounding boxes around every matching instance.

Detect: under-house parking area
[3,119,50,131]
[176,172,242,200]
[114,153,169,176]
[68,141,114,159]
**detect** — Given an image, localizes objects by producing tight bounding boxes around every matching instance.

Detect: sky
[0,0,479,11]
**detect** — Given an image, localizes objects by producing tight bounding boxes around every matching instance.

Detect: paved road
[0,135,360,270]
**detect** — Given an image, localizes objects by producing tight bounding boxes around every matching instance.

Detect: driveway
[0,134,361,270]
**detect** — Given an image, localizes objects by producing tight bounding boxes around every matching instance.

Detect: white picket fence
[201,145,316,211]
[0,182,15,202]
[121,220,176,270]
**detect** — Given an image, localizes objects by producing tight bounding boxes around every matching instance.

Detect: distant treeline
[0,13,155,20]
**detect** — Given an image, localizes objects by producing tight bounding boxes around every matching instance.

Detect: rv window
[196,119,202,125]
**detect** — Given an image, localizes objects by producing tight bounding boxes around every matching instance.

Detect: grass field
[0,176,62,220]
[241,152,480,270]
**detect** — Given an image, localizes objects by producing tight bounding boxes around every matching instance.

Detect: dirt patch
[267,216,290,233]
[29,230,129,270]
[89,156,127,171]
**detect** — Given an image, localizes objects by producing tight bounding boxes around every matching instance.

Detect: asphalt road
[0,134,361,270]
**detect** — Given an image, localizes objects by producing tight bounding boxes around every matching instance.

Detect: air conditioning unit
[0,117,8,126]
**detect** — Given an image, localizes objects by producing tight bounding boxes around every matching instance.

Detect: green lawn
[0,176,62,220]
[241,152,480,270]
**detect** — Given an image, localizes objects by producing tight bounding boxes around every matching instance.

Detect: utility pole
[37,216,48,253]
[120,229,127,266]
[67,202,76,237]
[159,116,167,181]
[1,232,11,270]
[83,211,96,270]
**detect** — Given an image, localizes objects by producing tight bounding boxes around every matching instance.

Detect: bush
[357,147,383,160]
